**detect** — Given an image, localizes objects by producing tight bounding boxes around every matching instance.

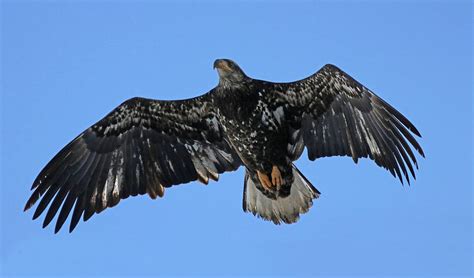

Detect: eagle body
[25,59,424,233]
[214,82,293,190]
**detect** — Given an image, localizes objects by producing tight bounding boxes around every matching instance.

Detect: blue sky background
[1,1,472,277]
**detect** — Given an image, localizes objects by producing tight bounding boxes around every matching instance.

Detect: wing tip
[418,147,426,158]
[412,128,422,138]
[24,202,33,212]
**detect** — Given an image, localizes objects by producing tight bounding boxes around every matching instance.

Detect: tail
[243,164,320,224]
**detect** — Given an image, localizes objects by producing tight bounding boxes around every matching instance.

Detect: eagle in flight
[25,59,424,233]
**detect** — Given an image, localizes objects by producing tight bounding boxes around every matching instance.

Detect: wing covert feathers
[25,96,241,233]
[278,64,424,184]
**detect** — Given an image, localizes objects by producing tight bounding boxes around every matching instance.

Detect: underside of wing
[25,96,241,233]
[279,64,424,184]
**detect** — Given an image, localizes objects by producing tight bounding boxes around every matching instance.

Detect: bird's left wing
[274,64,424,184]
[25,95,241,233]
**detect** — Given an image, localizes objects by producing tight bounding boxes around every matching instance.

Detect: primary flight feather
[25,59,424,233]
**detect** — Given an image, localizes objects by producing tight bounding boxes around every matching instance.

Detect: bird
[24,59,424,233]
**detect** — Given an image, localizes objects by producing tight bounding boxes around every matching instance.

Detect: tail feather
[243,164,320,224]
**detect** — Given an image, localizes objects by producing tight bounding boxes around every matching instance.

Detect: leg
[257,165,283,190]
[257,170,273,190]
[271,165,282,187]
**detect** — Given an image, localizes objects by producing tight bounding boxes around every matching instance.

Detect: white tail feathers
[243,165,320,224]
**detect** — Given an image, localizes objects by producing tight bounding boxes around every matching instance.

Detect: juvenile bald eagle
[25,59,424,233]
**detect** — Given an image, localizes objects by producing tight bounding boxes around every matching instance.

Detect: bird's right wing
[275,64,424,184]
[25,95,241,233]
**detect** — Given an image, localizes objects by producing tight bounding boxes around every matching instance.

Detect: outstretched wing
[275,64,424,184]
[25,95,241,233]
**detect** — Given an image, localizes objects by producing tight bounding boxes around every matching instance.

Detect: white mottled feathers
[25,96,241,233]
[276,64,424,184]
[25,60,424,232]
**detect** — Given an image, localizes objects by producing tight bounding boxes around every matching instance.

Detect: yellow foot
[257,166,282,190]
[257,170,272,190]
[271,165,282,187]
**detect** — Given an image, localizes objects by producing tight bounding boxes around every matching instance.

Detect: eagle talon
[271,166,282,188]
[257,166,282,190]
[257,170,272,190]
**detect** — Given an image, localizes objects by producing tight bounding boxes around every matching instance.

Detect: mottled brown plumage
[25,59,424,233]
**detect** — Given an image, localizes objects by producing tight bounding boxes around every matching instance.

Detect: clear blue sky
[1,1,472,277]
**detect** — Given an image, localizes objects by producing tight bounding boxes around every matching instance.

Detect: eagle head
[213,59,248,86]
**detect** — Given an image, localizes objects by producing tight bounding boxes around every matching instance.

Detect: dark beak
[213,59,232,72]
[213,59,221,69]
